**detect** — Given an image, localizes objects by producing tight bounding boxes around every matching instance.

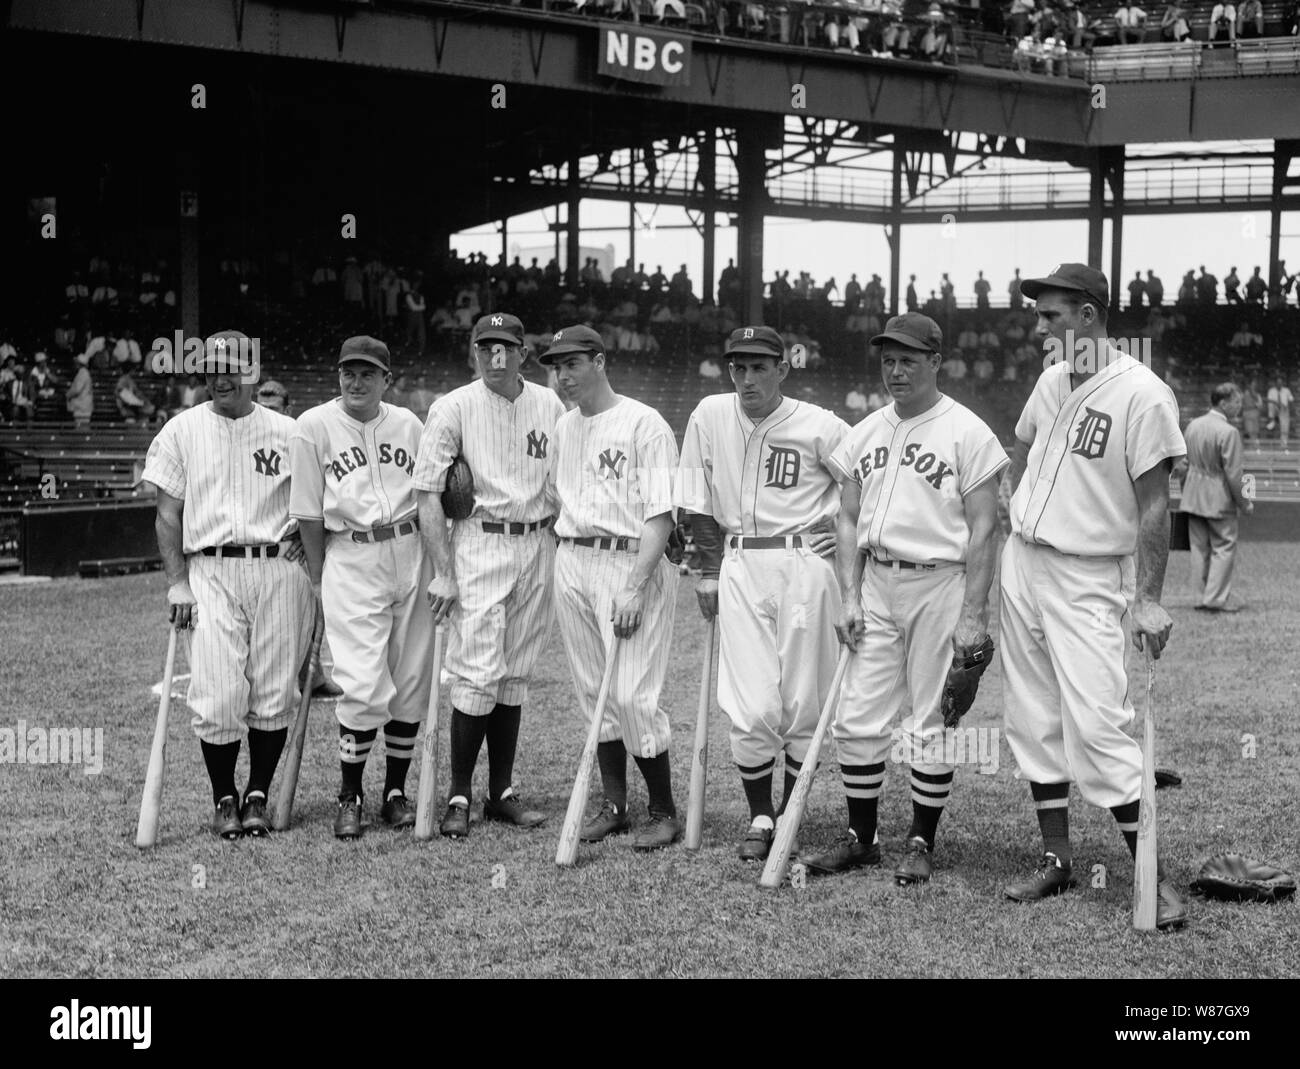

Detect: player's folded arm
[683,511,721,579]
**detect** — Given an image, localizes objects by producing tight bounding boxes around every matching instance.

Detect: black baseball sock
[842,762,885,843]
[737,758,776,821]
[1030,781,1072,864]
[486,703,522,801]
[200,740,240,805]
[448,708,489,802]
[338,725,376,800]
[907,768,954,847]
[776,754,802,816]
[383,720,419,800]
[245,727,287,799]
[1111,800,1140,858]
[633,751,675,816]
[596,740,628,812]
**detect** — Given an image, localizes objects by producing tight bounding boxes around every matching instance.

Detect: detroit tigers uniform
[143,402,314,747]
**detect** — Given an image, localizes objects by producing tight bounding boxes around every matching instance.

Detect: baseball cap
[540,324,604,363]
[33,351,48,363]
[200,329,252,374]
[338,335,391,371]
[471,313,525,345]
[1020,263,1109,310]
[725,325,784,359]
[870,313,943,353]
[257,379,287,400]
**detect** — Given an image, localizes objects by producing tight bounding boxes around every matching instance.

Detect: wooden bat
[684,616,717,851]
[759,646,852,889]
[135,627,179,849]
[272,607,325,832]
[413,625,447,841]
[556,640,621,867]
[1133,647,1159,931]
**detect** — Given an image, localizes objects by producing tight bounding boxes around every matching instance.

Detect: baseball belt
[200,543,284,559]
[351,517,420,544]
[561,535,640,552]
[869,551,938,571]
[480,516,553,535]
[728,535,805,550]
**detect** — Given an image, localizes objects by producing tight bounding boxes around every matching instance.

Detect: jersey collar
[734,393,795,430]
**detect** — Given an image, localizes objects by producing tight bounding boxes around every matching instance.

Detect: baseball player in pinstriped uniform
[543,324,683,851]
[801,313,1007,884]
[416,313,564,838]
[143,330,315,839]
[288,336,435,840]
[999,264,1188,929]
[675,325,847,861]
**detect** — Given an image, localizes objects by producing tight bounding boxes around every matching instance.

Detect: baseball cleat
[798,829,881,875]
[1156,879,1189,931]
[439,800,470,839]
[380,792,416,829]
[212,795,244,840]
[632,809,682,851]
[737,822,774,862]
[895,836,933,885]
[580,799,630,842]
[333,793,364,840]
[1004,852,1076,902]
[483,792,545,829]
[239,793,270,837]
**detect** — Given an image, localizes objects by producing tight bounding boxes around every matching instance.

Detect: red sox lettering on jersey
[322,441,416,483]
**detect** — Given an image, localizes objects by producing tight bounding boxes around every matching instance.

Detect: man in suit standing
[1176,383,1253,612]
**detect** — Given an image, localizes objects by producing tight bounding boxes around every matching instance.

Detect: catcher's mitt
[940,635,995,729]
[1190,854,1296,903]
[664,520,688,566]
[441,456,476,521]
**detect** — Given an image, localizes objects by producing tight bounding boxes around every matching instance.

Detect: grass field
[1,542,1296,979]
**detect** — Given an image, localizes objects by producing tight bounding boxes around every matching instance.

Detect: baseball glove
[1190,854,1296,903]
[441,456,476,521]
[940,635,996,729]
[664,520,688,566]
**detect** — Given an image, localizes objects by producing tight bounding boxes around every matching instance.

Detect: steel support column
[736,125,767,324]
[1087,150,1104,268]
[888,147,903,317]
[701,128,716,307]
[566,155,581,288]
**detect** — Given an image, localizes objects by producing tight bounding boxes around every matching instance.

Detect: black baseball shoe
[380,792,416,829]
[632,808,682,851]
[737,822,774,862]
[1156,879,1189,931]
[580,799,630,842]
[799,829,881,875]
[483,791,545,829]
[439,798,470,839]
[212,794,243,840]
[239,792,270,837]
[1004,852,1076,902]
[333,792,363,840]
[895,836,933,885]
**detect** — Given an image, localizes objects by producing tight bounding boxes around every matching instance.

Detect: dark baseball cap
[541,324,604,363]
[725,325,784,358]
[201,329,253,374]
[338,335,391,371]
[472,313,525,345]
[871,313,943,353]
[1021,263,1109,310]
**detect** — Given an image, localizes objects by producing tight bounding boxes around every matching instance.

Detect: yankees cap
[472,313,525,345]
[541,324,604,363]
[1020,263,1109,311]
[871,313,943,353]
[725,325,784,358]
[338,335,391,371]
[200,329,252,374]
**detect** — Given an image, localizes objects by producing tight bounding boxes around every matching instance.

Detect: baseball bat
[759,645,852,889]
[1133,647,1159,931]
[135,627,179,849]
[413,625,447,841]
[684,616,717,851]
[272,607,325,832]
[556,640,621,867]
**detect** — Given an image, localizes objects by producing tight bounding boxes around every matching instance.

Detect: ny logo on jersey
[526,430,549,459]
[490,315,503,326]
[252,447,282,477]
[1071,406,1112,460]
[598,448,627,479]
[764,446,800,489]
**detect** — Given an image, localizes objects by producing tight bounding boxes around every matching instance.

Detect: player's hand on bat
[167,580,197,630]
[835,603,865,650]
[1130,596,1173,659]
[695,578,719,620]
[611,585,645,638]
[426,575,459,625]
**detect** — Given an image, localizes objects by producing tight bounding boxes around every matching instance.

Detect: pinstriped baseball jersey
[827,396,1008,564]
[142,403,299,552]
[287,400,424,531]
[552,397,678,538]
[676,394,847,536]
[413,377,563,523]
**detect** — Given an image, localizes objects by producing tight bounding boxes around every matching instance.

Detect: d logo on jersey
[526,430,549,460]
[1070,406,1111,460]
[598,448,627,479]
[253,447,282,477]
[764,446,800,489]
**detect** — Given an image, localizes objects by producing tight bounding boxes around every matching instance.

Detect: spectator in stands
[341,256,364,305]
[1009,268,1023,309]
[924,290,942,318]
[65,271,90,306]
[1229,320,1264,356]
[1289,0,1300,34]
[1145,269,1164,307]
[1241,379,1263,441]
[1008,0,1036,39]
[865,274,886,314]
[0,356,15,422]
[719,258,740,309]
[1223,266,1241,303]
[1197,265,1219,305]
[7,359,35,426]
[920,3,951,61]
[972,351,996,387]
[866,386,887,413]
[1114,3,1148,42]
[27,353,59,419]
[1060,0,1087,47]
[1273,260,1296,307]
[113,328,142,367]
[1244,265,1267,303]
[978,322,1001,350]
[974,270,991,310]
[404,274,428,354]
[1127,271,1147,309]
[255,380,290,416]
[1002,312,1027,345]
[1177,270,1197,305]
[407,374,435,422]
[381,267,404,326]
[906,274,919,312]
[66,352,94,428]
[1014,33,1040,71]
[942,350,968,380]
[844,273,863,313]
[115,368,155,424]
[845,382,869,421]
[1159,1,1191,40]
[698,355,723,381]
[1267,375,1293,445]
[91,277,118,308]
[940,273,956,312]
[1209,2,1238,41]
[53,316,77,355]
[179,374,207,410]
[957,323,980,351]
[1236,0,1263,37]
[880,0,912,54]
